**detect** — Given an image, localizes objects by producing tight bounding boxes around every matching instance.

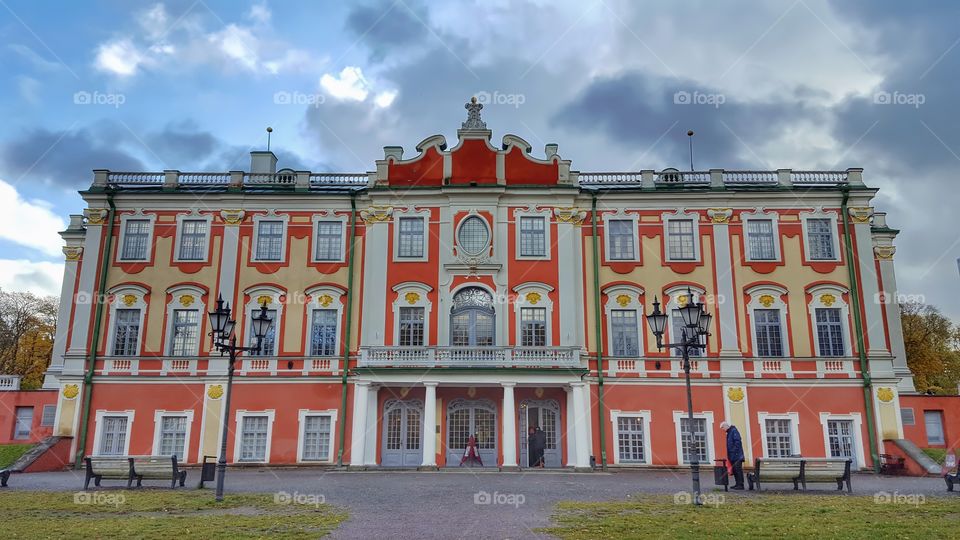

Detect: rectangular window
[671,310,701,357]
[815,307,845,356]
[310,309,338,356]
[249,308,277,356]
[121,219,151,260]
[314,221,343,261]
[611,310,640,357]
[807,218,835,260]
[239,416,269,461]
[754,309,783,357]
[41,404,56,427]
[827,419,855,460]
[747,219,776,260]
[255,220,284,261]
[178,219,207,260]
[901,408,915,426]
[520,307,547,347]
[98,416,128,455]
[679,417,708,464]
[398,307,425,346]
[519,216,546,257]
[667,219,696,260]
[14,407,33,440]
[764,418,794,457]
[170,309,200,356]
[617,416,646,463]
[607,219,635,260]
[925,411,945,445]
[301,415,333,461]
[112,308,141,356]
[158,415,188,458]
[398,217,424,258]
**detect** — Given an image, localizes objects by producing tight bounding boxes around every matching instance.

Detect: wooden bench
[0,469,9,488]
[879,454,905,475]
[130,455,187,488]
[800,457,852,492]
[747,457,804,491]
[84,457,134,489]
[944,464,959,492]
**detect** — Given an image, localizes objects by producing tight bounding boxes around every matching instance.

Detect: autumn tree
[900,302,960,394]
[0,289,58,390]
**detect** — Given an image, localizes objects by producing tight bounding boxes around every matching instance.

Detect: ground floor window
[301,415,333,461]
[98,414,130,456]
[617,416,646,463]
[925,411,945,445]
[764,418,794,457]
[679,417,708,464]
[237,412,275,462]
[158,415,188,458]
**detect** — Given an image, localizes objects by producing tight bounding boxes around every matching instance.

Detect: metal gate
[382,399,423,467]
[446,399,497,466]
[519,399,561,467]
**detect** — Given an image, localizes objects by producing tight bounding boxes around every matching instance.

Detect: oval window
[457,216,489,255]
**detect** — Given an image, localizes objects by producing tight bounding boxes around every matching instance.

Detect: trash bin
[199,455,217,488]
[713,459,729,491]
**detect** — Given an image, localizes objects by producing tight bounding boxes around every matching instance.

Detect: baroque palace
[41,99,915,470]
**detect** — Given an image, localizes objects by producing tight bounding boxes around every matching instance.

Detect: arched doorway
[450,287,495,346]
[446,398,497,466]
[382,399,423,467]
[519,399,561,467]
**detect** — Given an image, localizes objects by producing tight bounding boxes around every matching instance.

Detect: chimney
[250,151,278,174]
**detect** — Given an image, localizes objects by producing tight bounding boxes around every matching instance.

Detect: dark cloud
[345,0,431,62]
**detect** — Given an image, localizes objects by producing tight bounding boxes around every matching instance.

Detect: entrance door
[382,400,423,467]
[519,399,561,467]
[826,419,856,467]
[446,399,497,466]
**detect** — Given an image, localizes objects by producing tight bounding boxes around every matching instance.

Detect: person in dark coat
[533,426,547,468]
[721,421,745,489]
[527,426,539,467]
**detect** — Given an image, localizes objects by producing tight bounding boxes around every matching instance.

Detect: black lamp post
[207,294,272,502]
[646,287,711,506]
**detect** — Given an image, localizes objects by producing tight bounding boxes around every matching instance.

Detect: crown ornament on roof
[462,96,487,130]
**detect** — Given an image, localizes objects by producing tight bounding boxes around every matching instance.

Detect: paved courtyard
[6,468,952,539]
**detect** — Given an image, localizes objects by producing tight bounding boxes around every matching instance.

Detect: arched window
[450,287,495,346]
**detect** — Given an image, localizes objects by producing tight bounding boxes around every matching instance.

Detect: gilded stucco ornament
[848,207,873,224]
[84,209,108,225]
[707,208,733,224]
[405,292,420,305]
[820,294,836,307]
[874,246,896,260]
[179,294,195,307]
[525,292,542,305]
[207,385,224,400]
[257,295,273,306]
[758,294,775,308]
[121,294,138,306]
[554,207,587,226]
[63,247,83,261]
[361,206,393,224]
[677,294,689,308]
[877,387,894,403]
[616,294,631,307]
[62,384,79,399]
[220,209,245,225]
[727,387,745,403]
[318,294,334,307]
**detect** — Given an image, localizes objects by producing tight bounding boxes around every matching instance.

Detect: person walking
[533,426,547,468]
[527,426,539,467]
[720,421,745,489]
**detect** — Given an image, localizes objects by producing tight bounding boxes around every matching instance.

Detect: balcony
[358,346,584,369]
[0,375,21,391]
[576,168,857,188]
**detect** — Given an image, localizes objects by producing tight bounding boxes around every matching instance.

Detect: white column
[211,217,242,375]
[501,383,517,468]
[710,211,742,369]
[349,382,370,467]
[556,219,577,346]
[67,217,104,356]
[422,383,438,467]
[877,248,916,392]
[570,382,591,469]
[361,213,390,345]
[363,385,379,465]
[851,213,888,356]
[565,386,576,467]
[44,247,82,388]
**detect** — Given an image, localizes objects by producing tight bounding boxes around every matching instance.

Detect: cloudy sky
[0,0,958,319]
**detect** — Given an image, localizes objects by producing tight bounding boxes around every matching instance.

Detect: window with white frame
[239,415,270,462]
[679,417,709,464]
[398,307,425,346]
[41,404,56,427]
[248,308,277,356]
[901,407,915,426]
[806,218,835,260]
[177,219,208,260]
[519,216,546,257]
[98,415,130,456]
[314,221,343,261]
[157,415,188,457]
[764,418,795,457]
[520,307,547,347]
[398,217,425,258]
[746,219,776,260]
[310,309,338,356]
[607,219,635,260]
[617,416,647,463]
[457,216,490,255]
[112,308,141,356]
[170,309,200,356]
[815,308,845,357]
[120,218,151,261]
[667,219,696,260]
[754,309,784,357]
[611,310,640,357]
[301,414,334,461]
[255,220,284,261]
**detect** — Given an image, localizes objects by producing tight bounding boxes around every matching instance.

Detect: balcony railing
[577,168,855,188]
[98,170,369,190]
[358,346,583,368]
[0,375,21,391]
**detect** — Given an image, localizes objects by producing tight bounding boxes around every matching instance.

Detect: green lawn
[0,443,34,468]
[0,491,347,539]
[922,447,947,464]
[541,493,960,539]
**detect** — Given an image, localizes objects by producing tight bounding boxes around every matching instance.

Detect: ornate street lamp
[646,288,711,506]
[207,295,272,502]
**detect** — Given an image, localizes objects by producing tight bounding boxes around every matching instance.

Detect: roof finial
[266,126,273,152]
[462,97,486,130]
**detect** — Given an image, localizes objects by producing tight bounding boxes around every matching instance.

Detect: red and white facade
[42,99,916,470]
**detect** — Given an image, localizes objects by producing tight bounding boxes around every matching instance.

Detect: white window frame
[164,285,206,358]
[392,208,431,262]
[663,285,708,373]
[173,211,213,262]
[603,210,640,262]
[818,412,865,468]
[513,282,554,347]
[514,206,552,260]
[391,282,433,345]
[741,208,782,262]
[746,285,790,359]
[758,411,801,458]
[662,209,701,262]
[672,410,715,465]
[242,286,285,361]
[296,409,339,463]
[105,285,148,362]
[610,409,652,465]
[456,213,492,257]
[233,409,276,464]
[41,404,57,427]
[311,212,348,263]
[152,409,195,459]
[116,211,156,263]
[800,207,841,262]
[305,285,345,358]
[251,212,289,262]
[602,285,645,364]
[93,409,135,456]
[806,285,852,358]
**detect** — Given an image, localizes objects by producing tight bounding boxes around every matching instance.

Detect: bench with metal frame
[747,457,804,491]
[0,469,9,487]
[748,457,852,492]
[130,455,187,488]
[799,457,852,492]
[84,456,134,489]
